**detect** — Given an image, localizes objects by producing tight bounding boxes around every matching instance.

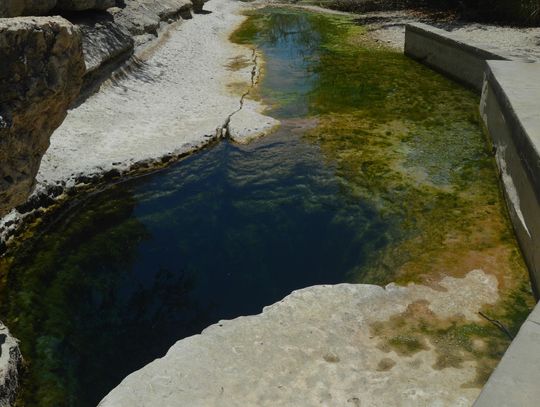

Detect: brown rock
[0,17,85,217]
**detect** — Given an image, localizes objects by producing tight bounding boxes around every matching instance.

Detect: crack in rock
[219,47,260,139]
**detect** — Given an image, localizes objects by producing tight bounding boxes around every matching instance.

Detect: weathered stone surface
[0,322,22,407]
[0,0,57,17]
[100,270,497,406]
[56,0,116,11]
[110,0,193,41]
[228,99,280,144]
[69,11,134,75]
[0,17,85,217]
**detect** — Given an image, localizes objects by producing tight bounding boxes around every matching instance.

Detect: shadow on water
[0,7,534,407]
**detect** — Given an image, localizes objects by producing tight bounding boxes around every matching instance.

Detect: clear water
[0,7,532,407]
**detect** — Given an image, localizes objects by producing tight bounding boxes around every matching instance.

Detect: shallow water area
[0,6,534,407]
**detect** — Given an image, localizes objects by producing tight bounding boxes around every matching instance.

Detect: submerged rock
[0,16,85,217]
[0,322,22,407]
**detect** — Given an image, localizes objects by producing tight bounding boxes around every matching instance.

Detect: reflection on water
[0,7,533,407]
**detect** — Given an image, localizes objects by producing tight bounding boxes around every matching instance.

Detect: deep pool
[0,7,533,407]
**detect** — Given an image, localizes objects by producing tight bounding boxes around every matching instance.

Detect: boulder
[0,17,85,217]
[56,0,116,11]
[0,0,57,17]
[0,322,22,407]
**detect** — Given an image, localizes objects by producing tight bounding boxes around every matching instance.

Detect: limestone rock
[56,0,116,11]
[228,101,280,144]
[99,270,497,406]
[110,0,193,41]
[0,322,22,407]
[0,0,57,17]
[0,17,85,217]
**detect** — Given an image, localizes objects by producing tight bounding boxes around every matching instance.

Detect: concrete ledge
[404,23,510,91]
[474,303,540,406]
[480,61,540,297]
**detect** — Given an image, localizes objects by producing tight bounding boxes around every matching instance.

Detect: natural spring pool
[0,7,534,407]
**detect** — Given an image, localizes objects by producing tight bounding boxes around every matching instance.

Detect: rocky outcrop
[0,322,22,407]
[0,17,85,217]
[69,11,134,76]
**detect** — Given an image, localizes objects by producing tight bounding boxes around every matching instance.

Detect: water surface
[0,7,533,407]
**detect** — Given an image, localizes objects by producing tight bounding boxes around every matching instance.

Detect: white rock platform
[99,270,498,407]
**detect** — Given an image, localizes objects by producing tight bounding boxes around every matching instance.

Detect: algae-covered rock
[0,16,85,217]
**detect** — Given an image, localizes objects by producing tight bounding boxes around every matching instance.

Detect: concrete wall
[404,23,509,91]
[480,61,540,298]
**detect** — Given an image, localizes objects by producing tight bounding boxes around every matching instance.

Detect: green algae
[231,6,534,387]
[0,190,151,407]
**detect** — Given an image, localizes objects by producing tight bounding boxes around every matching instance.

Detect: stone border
[480,61,540,299]
[404,22,510,90]
[405,22,540,406]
